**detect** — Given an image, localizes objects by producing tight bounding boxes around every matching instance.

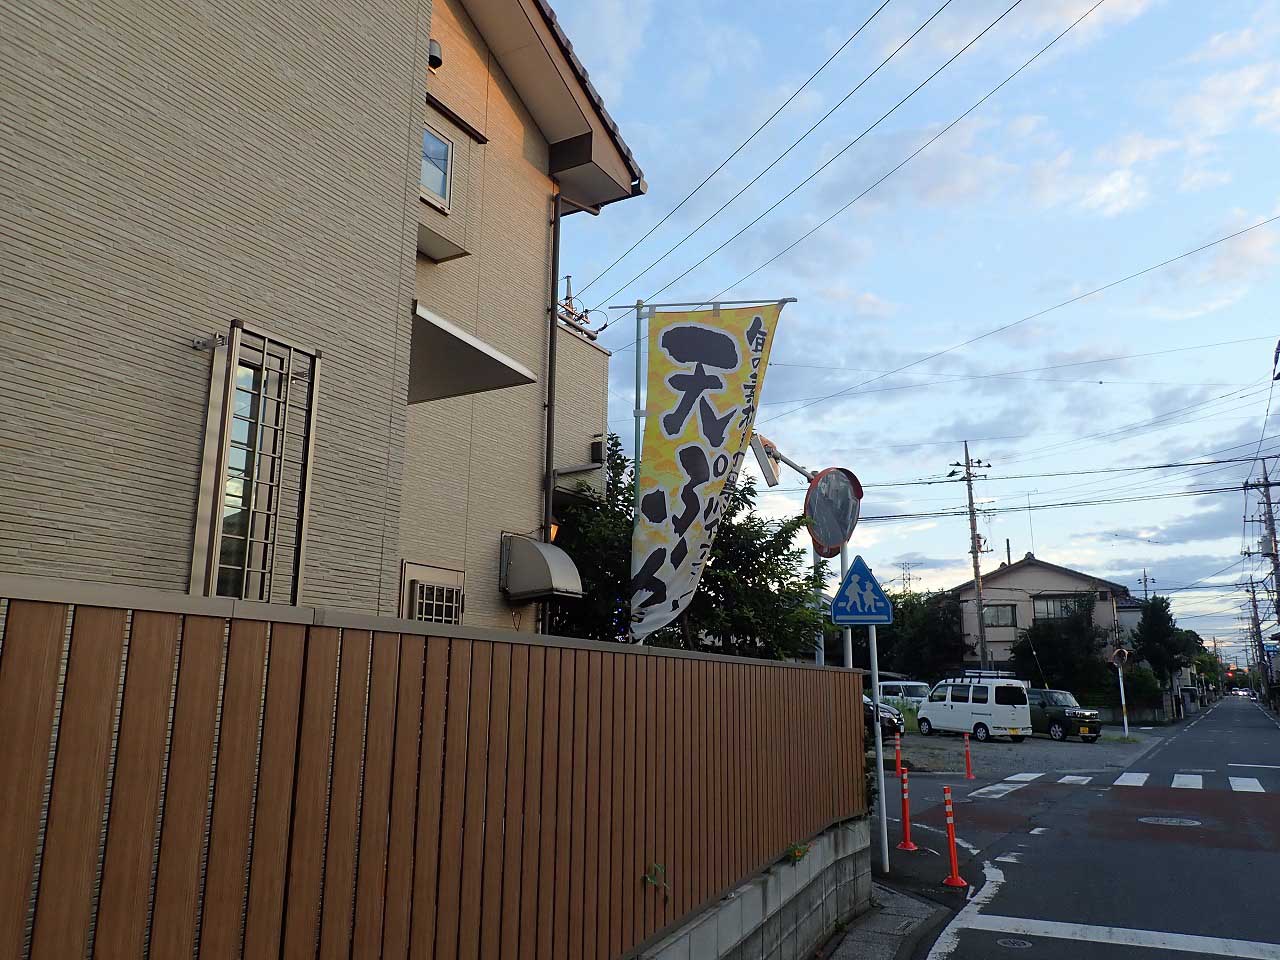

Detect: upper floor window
[421,126,453,206]
[1033,596,1079,621]
[983,604,1017,627]
[193,323,320,603]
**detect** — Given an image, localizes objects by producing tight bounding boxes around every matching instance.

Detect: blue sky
[554,0,1280,663]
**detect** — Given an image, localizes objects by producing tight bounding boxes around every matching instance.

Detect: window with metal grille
[193,322,320,603]
[402,562,464,626]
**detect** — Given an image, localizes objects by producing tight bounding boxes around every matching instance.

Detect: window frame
[1033,595,1079,620]
[191,321,320,604]
[420,124,454,210]
[401,561,465,626]
[982,603,1018,628]
[971,685,989,704]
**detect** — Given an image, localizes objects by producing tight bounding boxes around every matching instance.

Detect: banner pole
[633,299,645,645]
[869,622,890,875]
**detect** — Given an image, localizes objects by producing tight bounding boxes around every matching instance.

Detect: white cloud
[573,0,654,105]
[1174,62,1278,137]
[1145,288,1246,321]
[1097,132,1180,168]
[1179,166,1231,192]
[1079,168,1148,217]
[1007,114,1048,139]
[817,285,899,318]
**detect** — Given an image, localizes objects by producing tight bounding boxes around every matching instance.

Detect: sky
[553,0,1280,664]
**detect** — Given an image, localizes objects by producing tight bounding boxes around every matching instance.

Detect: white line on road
[1006,772,1043,782]
[926,863,1006,960]
[1172,774,1203,789]
[1230,763,1280,770]
[1114,772,1149,787]
[886,816,981,855]
[1058,775,1092,785]
[962,915,1280,958]
[1029,827,1048,835]
[1230,777,1265,793]
[994,853,1022,864]
[969,782,1028,799]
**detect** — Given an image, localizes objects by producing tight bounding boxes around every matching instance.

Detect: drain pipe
[543,191,562,547]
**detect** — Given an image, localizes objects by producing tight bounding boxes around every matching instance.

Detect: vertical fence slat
[479,643,512,959]
[28,605,126,958]
[661,658,675,931]
[0,601,66,958]
[635,654,651,944]
[519,646,548,960]
[408,637,450,959]
[199,619,268,958]
[380,635,426,960]
[241,623,305,960]
[582,651,602,960]
[534,647,560,960]
[499,644,530,959]
[620,655,636,954]
[433,637,474,960]
[279,625,342,957]
[552,649,575,959]
[318,630,372,959]
[608,655,625,959]
[351,632,400,956]
[568,650,589,960]
[95,611,179,958]
[457,642,495,960]
[594,651,613,960]
[147,615,224,959]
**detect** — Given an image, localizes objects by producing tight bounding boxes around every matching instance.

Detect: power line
[577,0,898,303]
[593,0,969,315]
[691,0,1112,312]
[750,217,1280,425]
[633,0,1031,307]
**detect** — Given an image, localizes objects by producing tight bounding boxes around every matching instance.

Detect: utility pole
[1138,568,1155,601]
[899,561,915,593]
[1247,580,1269,699]
[952,442,991,670]
[1256,459,1280,626]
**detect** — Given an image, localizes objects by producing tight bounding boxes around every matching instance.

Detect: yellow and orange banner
[630,302,786,638]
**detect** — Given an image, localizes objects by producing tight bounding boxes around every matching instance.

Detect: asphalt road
[872,697,1280,959]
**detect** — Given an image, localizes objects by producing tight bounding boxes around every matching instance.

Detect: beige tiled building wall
[0,0,430,613]
[554,325,610,497]
[403,0,558,630]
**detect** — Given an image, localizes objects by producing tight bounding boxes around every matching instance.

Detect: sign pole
[814,545,825,666]
[869,622,889,875]
[632,300,646,646]
[1117,663,1129,737]
[839,544,853,668]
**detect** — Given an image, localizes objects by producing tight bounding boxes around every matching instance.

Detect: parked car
[917,677,1031,742]
[879,680,931,710]
[863,694,906,735]
[1026,688,1101,743]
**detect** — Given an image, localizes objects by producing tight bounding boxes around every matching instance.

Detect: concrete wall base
[641,817,872,960]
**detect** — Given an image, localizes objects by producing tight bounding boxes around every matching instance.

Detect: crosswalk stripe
[1114,772,1148,787]
[1172,774,1203,789]
[970,782,1028,799]
[1006,773,1043,782]
[1229,777,1264,793]
[1058,775,1092,785]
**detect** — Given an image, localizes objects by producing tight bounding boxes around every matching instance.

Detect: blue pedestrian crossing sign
[830,556,893,625]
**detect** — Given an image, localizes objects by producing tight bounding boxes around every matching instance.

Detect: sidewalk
[818,882,949,960]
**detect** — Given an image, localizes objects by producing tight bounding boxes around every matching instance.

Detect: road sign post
[831,556,893,877]
[1113,648,1130,737]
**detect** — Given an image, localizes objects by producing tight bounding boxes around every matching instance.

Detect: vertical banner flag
[630,302,786,637]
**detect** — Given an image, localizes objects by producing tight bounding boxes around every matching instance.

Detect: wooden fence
[0,592,865,960]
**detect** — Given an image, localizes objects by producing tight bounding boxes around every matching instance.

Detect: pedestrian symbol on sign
[830,556,893,625]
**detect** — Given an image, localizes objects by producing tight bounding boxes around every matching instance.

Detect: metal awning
[500,534,583,602]
[409,303,537,403]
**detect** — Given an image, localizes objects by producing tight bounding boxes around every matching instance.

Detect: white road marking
[1230,777,1265,793]
[969,782,1028,799]
[886,816,980,855]
[1029,827,1048,835]
[1230,763,1280,770]
[926,863,1006,960]
[1172,774,1203,789]
[1114,772,1149,787]
[1140,726,1153,730]
[994,853,1022,864]
[962,915,1280,958]
[1058,775,1092,785]
[1006,772,1043,782]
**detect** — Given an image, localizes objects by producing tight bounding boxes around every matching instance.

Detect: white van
[879,681,931,710]
[917,677,1031,742]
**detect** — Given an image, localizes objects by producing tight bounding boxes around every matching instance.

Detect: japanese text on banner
[629,302,785,637]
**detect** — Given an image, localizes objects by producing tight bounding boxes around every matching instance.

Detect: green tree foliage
[550,435,824,659]
[837,590,968,680]
[1131,596,1202,688]
[1009,594,1110,694]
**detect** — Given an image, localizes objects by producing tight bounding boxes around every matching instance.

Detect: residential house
[951,552,1140,670]
[0,0,643,630]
